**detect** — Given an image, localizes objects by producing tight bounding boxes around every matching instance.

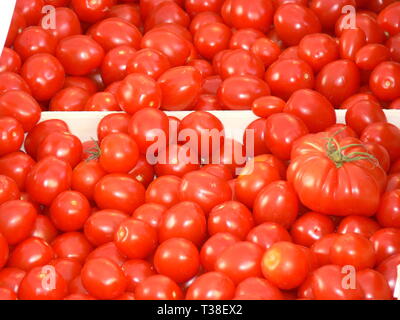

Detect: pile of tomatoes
[0,0,400,301]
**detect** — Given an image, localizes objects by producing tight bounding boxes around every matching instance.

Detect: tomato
[71,160,105,201]
[132,203,166,230]
[357,268,392,300]
[56,35,104,76]
[251,37,281,67]
[193,23,231,60]
[364,142,391,173]
[135,275,183,300]
[141,30,191,67]
[355,44,391,71]
[361,122,400,162]
[265,59,314,100]
[200,233,239,271]
[0,268,26,294]
[0,72,30,96]
[0,288,17,300]
[337,216,380,239]
[371,228,400,265]
[128,107,169,154]
[126,49,170,81]
[274,4,321,46]
[64,76,97,94]
[369,61,400,101]
[71,0,113,23]
[252,96,285,118]
[339,28,366,61]
[64,293,96,300]
[145,175,181,208]
[288,133,386,216]
[91,18,142,52]
[315,59,360,107]
[200,164,233,181]
[247,222,292,250]
[159,201,206,246]
[215,241,263,284]
[297,33,338,73]
[97,113,129,142]
[261,241,310,290]
[81,257,127,300]
[8,237,54,271]
[218,75,270,110]
[50,258,82,284]
[377,2,400,36]
[386,173,400,192]
[52,232,93,263]
[179,171,232,214]
[101,46,137,86]
[5,10,26,48]
[122,259,155,292]
[229,28,264,51]
[41,7,81,42]
[376,190,400,228]
[0,91,41,132]
[220,49,265,80]
[190,11,223,34]
[0,118,23,157]
[94,174,145,214]
[21,53,65,102]
[86,242,125,268]
[0,232,9,269]
[221,0,273,33]
[186,271,235,300]
[185,0,223,15]
[49,87,90,111]
[16,0,44,26]
[13,26,56,62]
[107,4,142,27]
[235,277,284,300]
[18,266,68,300]
[309,0,355,31]
[26,156,72,206]
[30,214,58,244]
[386,34,400,62]
[285,89,336,133]
[0,48,22,73]
[311,265,364,300]
[264,113,309,160]
[336,12,386,44]
[377,253,400,295]
[0,200,37,245]
[330,233,376,270]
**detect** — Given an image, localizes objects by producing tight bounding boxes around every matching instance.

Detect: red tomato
[26,156,72,206]
[154,238,199,283]
[262,241,310,290]
[81,258,127,300]
[252,96,286,118]
[311,265,364,300]
[251,37,281,67]
[8,237,54,271]
[16,0,44,26]
[235,277,283,300]
[265,59,314,100]
[56,35,104,76]
[179,171,232,214]
[274,4,321,46]
[247,222,292,250]
[101,45,137,85]
[298,33,339,72]
[71,0,113,23]
[159,201,206,246]
[0,48,22,73]
[371,228,400,264]
[315,59,360,106]
[52,232,93,263]
[220,49,265,80]
[122,259,155,292]
[0,288,17,300]
[132,203,166,230]
[186,271,235,300]
[369,61,400,101]
[0,233,9,269]
[288,134,386,216]
[50,258,82,284]
[94,174,145,214]
[0,90,41,132]
[0,267,26,294]
[330,233,376,270]
[194,22,231,60]
[126,48,170,80]
[145,175,181,208]
[107,4,142,27]
[135,275,183,300]
[355,44,391,71]
[5,10,26,48]
[0,72,30,96]
[49,87,90,111]
[41,7,81,42]
[114,219,157,259]
[0,118,24,157]
[337,215,380,239]
[144,2,189,31]
[190,12,223,35]
[71,160,106,201]
[376,190,400,228]
[218,75,270,110]
[21,53,65,102]
[18,266,68,300]
[357,268,392,300]
[64,76,97,94]
[86,242,125,267]
[339,28,366,61]
[0,200,37,245]
[345,100,387,136]
[377,1,400,36]
[377,253,400,295]
[361,122,400,162]
[229,28,264,51]
[265,113,309,160]
[215,241,263,284]
[221,0,274,33]
[364,142,391,173]
[30,214,58,244]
